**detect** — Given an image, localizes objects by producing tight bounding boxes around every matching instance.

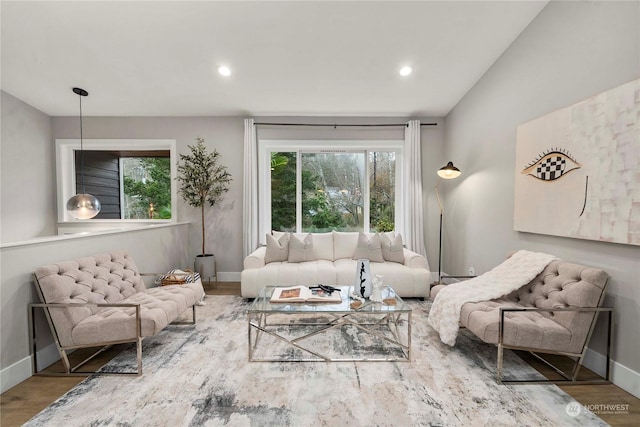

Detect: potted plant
[176,137,232,282]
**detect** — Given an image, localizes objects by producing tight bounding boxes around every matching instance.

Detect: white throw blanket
[428,250,557,346]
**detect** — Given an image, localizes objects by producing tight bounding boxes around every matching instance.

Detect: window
[259,140,402,240]
[56,139,177,222]
[121,156,172,219]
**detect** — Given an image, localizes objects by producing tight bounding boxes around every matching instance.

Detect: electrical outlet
[468,267,475,276]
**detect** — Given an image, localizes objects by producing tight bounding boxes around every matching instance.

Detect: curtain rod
[253,122,437,128]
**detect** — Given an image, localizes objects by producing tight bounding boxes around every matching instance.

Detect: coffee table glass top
[247,285,410,313]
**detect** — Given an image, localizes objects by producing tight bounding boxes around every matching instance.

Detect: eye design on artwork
[521,148,581,181]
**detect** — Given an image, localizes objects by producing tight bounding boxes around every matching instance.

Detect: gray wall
[51,116,445,276]
[2,96,445,278]
[445,0,640,385]
[51,116,246,275]
[0,224,190,392]
[1,91,56,242]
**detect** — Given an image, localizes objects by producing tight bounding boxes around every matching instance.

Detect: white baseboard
[1,356,32,394]
[216,272,241,282]
[583,347,640,398]
[0,342,60,393]
[430,272,440,284]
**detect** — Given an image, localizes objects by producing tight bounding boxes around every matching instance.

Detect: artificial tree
[176,137,232,280]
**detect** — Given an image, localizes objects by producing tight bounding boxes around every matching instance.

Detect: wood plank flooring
[2,282,638,426]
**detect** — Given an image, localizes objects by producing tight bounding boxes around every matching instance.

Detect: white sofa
[241,231,430,298]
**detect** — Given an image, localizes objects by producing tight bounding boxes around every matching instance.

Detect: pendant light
[66,87,101,219]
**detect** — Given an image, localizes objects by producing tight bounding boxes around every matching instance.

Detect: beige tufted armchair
[430,258,612,384]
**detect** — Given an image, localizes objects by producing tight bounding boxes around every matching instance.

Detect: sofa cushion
[311,232,334,261]
[287,232,334,261]
[334,258,428,297]
[265,233,289,263]
[244,259,337,287]
[71,280,204,346]
[333,231,359,260]
[460,299,573,352]
[352,232,384,262]
[272,230,287,238]
[380,233,405,263]
[288,233,316,263]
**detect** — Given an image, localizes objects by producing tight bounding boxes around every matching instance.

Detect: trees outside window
[270,152,297,231]
[301,152,365,232]
[269,147,398,233]
[369,151,395,232]
[122,157,172,219]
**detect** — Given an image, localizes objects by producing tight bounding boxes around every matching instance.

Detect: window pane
[270,152,297,231]
[301,152,365,232]
[369,151,395,231]
[122,157,172,219]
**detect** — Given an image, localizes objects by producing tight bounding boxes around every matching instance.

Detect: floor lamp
[433,161,462,286]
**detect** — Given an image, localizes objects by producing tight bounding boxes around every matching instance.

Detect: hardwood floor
[2,282,638,426]
[516,352,640,426]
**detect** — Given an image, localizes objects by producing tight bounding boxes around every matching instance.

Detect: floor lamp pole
[438,210,443,285]
[434,181,444,286]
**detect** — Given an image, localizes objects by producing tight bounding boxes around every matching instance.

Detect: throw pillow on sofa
[352,232,384,262]
[288,233,316,263]
[265,232,290,263]
[380,233,405,263]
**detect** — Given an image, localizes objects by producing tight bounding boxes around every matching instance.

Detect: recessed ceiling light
[399,66,412,77]
[218,66,231,77]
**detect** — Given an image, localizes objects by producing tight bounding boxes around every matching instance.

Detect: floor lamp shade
[66,87,101,219]
[437,161,461,179]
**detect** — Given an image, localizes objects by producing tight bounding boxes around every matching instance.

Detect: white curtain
[403,120,429,265]
[243,119,259,257]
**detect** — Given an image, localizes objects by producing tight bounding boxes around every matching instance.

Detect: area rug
[25,296,605,426]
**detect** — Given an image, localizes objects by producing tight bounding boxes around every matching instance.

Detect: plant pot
[194,254,216,283]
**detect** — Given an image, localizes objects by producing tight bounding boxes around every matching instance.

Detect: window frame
[258,139,403,243]
[55,139,178,223]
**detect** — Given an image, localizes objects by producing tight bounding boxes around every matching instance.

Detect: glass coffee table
[247,285,411,362]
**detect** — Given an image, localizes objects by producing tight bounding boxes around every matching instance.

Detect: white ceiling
[1,1,547,117]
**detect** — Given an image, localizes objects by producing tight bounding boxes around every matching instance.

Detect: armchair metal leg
[497,308,613,385]
[29,301,197,377]
[137,338,143,375]
[29,303,143,377]
[171,305,197,325]
[497,344,504,383]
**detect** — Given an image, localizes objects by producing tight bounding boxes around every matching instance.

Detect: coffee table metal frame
[247,285,411,362]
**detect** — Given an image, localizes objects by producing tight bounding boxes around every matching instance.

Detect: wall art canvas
[514,79,639,246]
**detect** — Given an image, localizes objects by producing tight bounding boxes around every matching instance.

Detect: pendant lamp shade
[66,194,101,219]
[67,87,101,219]
[437,161,462,179]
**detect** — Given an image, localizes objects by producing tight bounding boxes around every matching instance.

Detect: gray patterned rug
[25,296,605,426]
